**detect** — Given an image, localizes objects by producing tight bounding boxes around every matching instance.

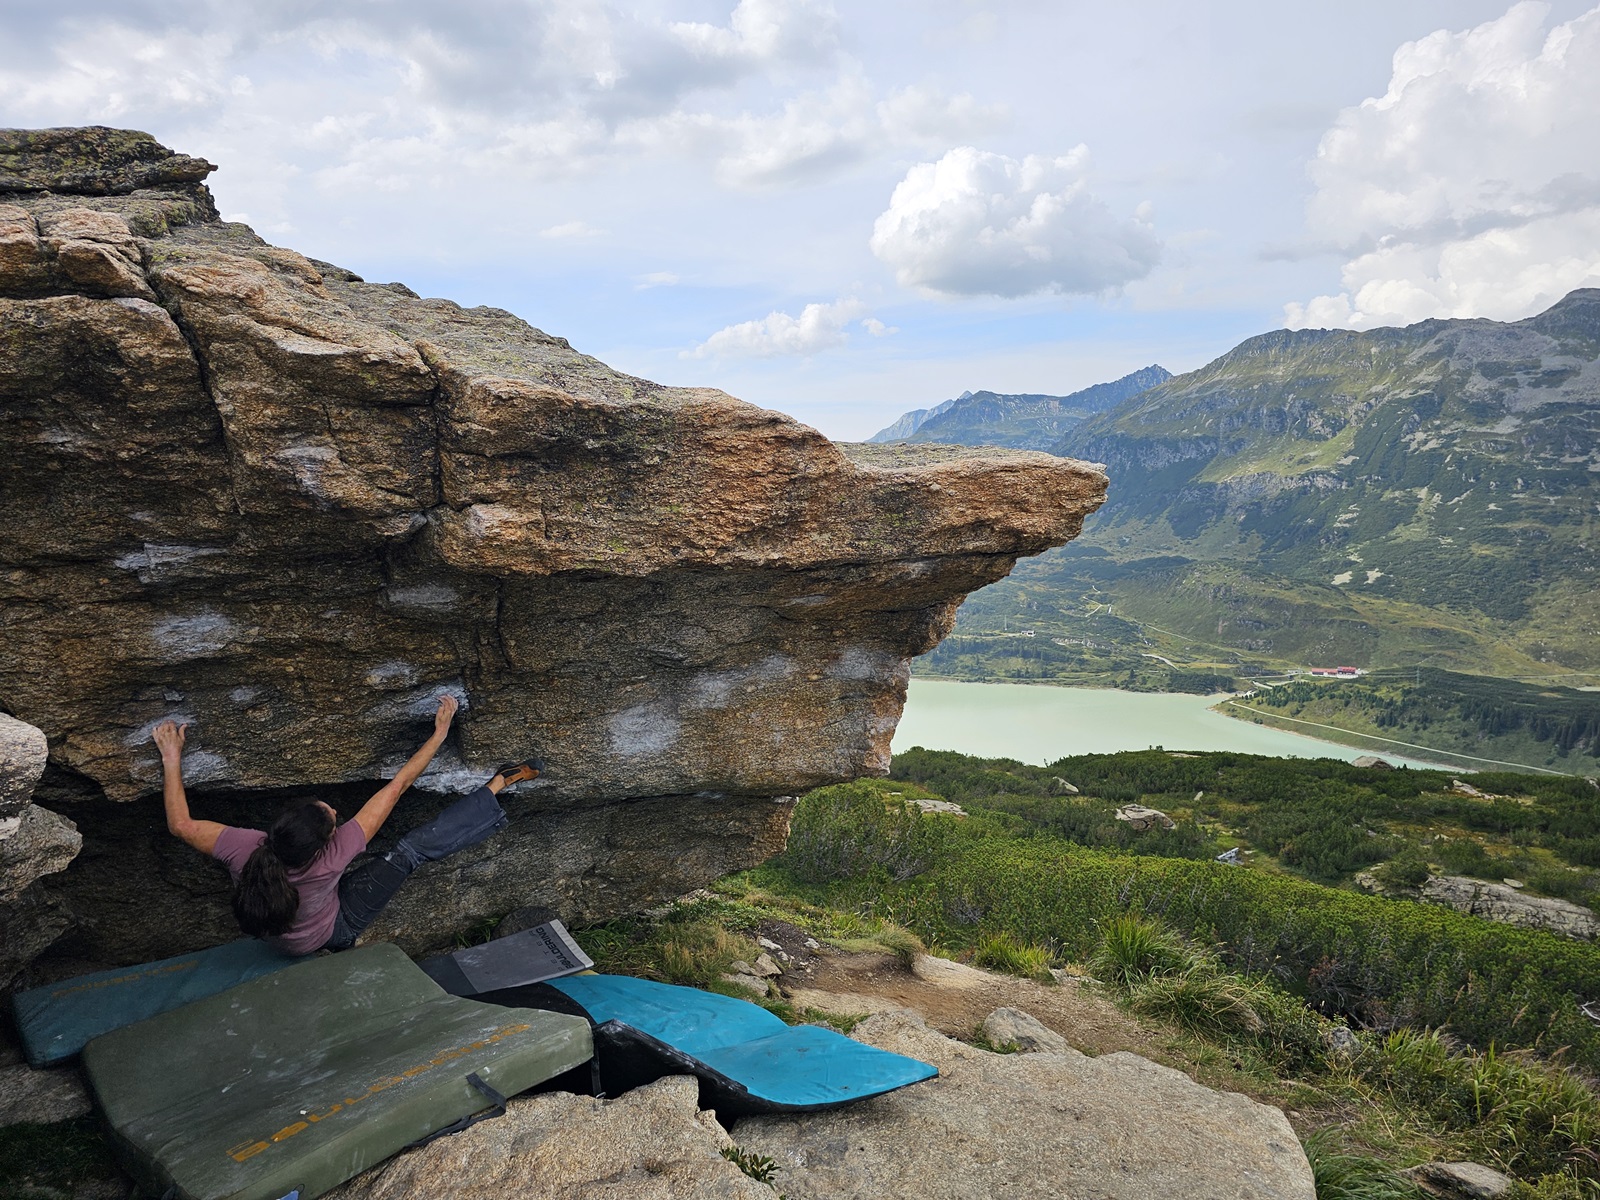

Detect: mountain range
[867,364,1172,450]
[914,289,1600,685]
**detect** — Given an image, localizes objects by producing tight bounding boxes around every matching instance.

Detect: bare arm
[155,721,225,855]
[354,695,458,842]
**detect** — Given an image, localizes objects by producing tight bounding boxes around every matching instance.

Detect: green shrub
[1524,866,1598,907]
[783,782,950,884]
[972,932,1053,981]
[1088,913,1189,988]
[861,840,1600,1073]
[1436,838,1498,879]
[721,1145,780,1185]
[1373,849,1431,890]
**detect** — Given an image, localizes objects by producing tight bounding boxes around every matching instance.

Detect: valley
[872,290,1600,774]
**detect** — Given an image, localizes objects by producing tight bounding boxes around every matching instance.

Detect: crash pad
[418,920,592,996]
[484,973,936,1116]
[82,942,592,1200]
[10,939,305,1067]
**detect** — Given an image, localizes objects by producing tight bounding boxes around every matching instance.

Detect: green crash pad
[11,939,305,1067]
[83,942,593,1200]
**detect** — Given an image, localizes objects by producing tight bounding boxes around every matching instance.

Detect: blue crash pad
[545,973,936,1113]
[11,939,304,1067]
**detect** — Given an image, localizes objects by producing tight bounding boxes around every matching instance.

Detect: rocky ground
[2,941,1318,1200]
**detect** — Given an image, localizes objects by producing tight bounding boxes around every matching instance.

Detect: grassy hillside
[1031,290,1600,677]
[757,763,1600,1191]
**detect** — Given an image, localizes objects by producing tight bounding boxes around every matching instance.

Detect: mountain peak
[867,365,1172,450]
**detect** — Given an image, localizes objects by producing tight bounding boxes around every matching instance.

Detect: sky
[3,1,1598,439]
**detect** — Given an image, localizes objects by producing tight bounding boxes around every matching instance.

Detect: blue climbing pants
[324,786,508,950]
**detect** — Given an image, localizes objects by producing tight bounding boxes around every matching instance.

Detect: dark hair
[232,800,335,938]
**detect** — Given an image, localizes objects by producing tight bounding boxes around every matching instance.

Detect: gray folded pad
[82,943,593,1200]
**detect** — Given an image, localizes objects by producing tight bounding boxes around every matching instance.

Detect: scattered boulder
[910,954,990,990]
[735,1010,1314,1200]
[1324,1026,1359,1059]
[1050,777,1080,795]
[1352,756,1394,769]
[909,796,967,816]
[0,715,82,986]
[1451,779,1489,799]
[980,1006,1072,1054]
[1419,875,1597,941]
[1115,803,1176,832]
[1403,1160,1513,1199]
[327,1075,773,1200]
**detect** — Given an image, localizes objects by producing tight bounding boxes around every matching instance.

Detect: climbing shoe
[496,758,544,786]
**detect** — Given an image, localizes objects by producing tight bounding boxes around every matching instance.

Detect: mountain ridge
[867,364,1172,450]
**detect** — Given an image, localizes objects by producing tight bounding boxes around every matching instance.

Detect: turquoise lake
[893,680,1455,770]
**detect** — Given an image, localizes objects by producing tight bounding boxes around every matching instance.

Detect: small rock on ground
[734,1010,1314,1200]
[981,1006,1073,1054]
[327,1075,773,1200]
[1405,1160,1514,1199]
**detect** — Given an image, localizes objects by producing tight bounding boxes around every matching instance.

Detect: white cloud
[1287,2,1600,329]
[635,271,681,289]
[860,316,897,336]
[687,297,869,358]
[0,1,988,200]
[869,146,1161,298]
[539,220,605,239]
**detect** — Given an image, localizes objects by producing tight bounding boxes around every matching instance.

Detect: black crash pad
[82,942,593,1200]
[11,939,304,1067]
[418,920,592,996]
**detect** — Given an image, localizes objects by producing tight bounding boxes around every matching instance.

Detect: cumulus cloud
[0,0,995,199]
[869,146,1161,298]
[686,297,873,358]
[1287,2,1600,329]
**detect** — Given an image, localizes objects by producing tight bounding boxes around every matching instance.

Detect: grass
[1086,914,1187,986]
[972,931,1054,981]
[1301,1131,1423,1200]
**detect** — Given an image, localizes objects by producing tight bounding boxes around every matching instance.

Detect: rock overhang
[0,126,1106,961]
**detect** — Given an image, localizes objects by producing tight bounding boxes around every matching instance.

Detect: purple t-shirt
[212,821,367,955]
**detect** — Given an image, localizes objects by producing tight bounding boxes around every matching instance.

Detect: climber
[153,695,542,955]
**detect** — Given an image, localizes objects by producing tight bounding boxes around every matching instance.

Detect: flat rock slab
[734,1010,1314,1200]
[328,1075,773,1200]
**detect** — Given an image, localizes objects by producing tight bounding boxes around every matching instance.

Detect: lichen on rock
[0,127,1106,973]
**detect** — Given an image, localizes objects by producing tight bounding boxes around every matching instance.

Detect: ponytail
[232,800,334,939]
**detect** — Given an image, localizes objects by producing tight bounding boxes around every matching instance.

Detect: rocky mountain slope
[934,295,1600,688]
[867,364,1171,450]
[0,127,1105,980]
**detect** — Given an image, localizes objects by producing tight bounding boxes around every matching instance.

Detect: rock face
[0,128,1106,975]
[330,1015,1313,1200]
[735,1009,1315,1200]
[327,1076,773,1200]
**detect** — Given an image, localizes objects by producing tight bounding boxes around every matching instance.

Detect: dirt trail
[769,938,1167,1060]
